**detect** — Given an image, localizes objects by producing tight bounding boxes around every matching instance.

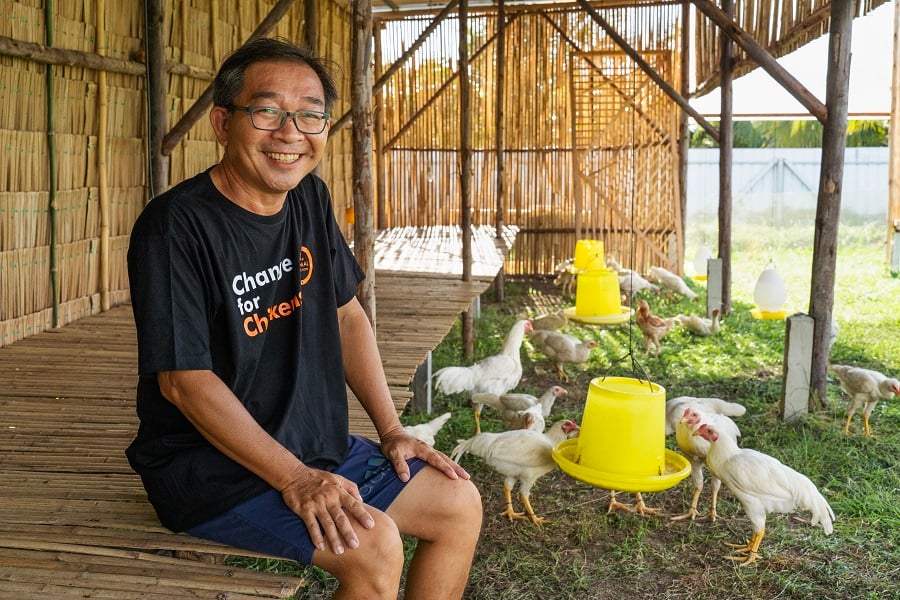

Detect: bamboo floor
[0,225,515,599]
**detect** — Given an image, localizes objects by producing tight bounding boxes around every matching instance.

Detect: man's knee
[314,513,405,592]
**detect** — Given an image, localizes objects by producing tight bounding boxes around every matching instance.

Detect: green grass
[237,222,900,599]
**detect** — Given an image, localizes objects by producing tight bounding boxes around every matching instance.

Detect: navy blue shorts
[186,435,427,564]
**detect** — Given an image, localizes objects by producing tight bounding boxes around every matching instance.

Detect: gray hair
[213,37,339,112]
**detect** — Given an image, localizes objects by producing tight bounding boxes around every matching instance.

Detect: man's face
[211,60,330,203]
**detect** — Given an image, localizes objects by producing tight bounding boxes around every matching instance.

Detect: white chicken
[451,419,580,524]
[529,330,598,382]
[694,423,835,565]
[402,412,452,447]
[647,265,699,301]
[470,385,567,434]
[670,407,740,522]
[433,319,533,399]
[665,395,746,436]
[605,256,629,274]
[618,271,659,303]
[830,364,900,437]
[675,309,721,336]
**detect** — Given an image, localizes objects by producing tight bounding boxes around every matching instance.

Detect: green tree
[689,119,888,148]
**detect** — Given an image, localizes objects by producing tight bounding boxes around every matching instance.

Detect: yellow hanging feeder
[553,376,690,492]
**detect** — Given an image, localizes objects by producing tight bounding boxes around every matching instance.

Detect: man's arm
[157,369,374,554]
[337,297,469,482]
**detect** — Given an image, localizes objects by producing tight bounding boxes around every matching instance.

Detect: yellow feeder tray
[553,439,691,492]
[562,305,632,325]
[751,308,787,320]
[691,275,708,282]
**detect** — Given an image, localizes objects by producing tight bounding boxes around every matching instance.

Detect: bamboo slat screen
[0,0,354,347]
[694,0,889,96]
[376,4,682,277]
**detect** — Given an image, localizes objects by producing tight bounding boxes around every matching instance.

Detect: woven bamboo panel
[376,4,682,277]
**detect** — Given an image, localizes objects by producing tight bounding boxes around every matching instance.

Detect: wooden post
[146,0,168,197]
[781,314,814,423]
[717,0,733,315]
[459,0,474,358]
[493,0,506,303]
[352,0,376,329]
[809,1,854,409]
[304,0,317,52]
[889,0,900,273]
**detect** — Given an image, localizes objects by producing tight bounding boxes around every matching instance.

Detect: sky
[689,2,894,118]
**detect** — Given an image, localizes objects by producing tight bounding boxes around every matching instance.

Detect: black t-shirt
[125,169,365,532]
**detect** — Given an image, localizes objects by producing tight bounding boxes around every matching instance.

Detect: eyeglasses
[226,104,331,134]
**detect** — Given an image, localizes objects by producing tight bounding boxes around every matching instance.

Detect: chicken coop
[0,0,891,348]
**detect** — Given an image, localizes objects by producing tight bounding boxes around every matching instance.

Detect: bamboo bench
[0,225,514,598]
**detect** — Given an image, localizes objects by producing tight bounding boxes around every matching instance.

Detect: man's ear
[209,106,230,146]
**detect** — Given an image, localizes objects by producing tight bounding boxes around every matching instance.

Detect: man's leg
[312,507,406,599]
[386,466,483,600]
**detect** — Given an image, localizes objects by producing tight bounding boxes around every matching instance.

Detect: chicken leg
[607,491,661,516]
[724,526,765,565]
[518,492,550,525]
[500,483,525,521]
[606,490,633,514]
[633,492,661,516]
[670,486,702,521]
[671,475,722,522]
[554,362,570,383]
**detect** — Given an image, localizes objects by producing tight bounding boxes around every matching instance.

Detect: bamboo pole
[569,52,581,241]
[493,0,506,303]
[97,0,110,312]
[146,0,168,198]
[0,34,213,79]
[717,0,733,316]
[44,0,59,326]
[689,0,828,124]
[352,0,376,329]
[808,0,853,409]
[374,20,387,230]
[161,0,299,156]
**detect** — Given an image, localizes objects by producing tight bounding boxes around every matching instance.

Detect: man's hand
[378,428,471,483]
[279,465,375,555]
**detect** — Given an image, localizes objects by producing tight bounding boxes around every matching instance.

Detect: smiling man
[126,38,481,599]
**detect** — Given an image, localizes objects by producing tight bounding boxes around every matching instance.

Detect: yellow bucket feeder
[553,377,691,492]
[573,239,605,271]
[564,268,631,325]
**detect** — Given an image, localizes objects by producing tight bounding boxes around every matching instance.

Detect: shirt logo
[232,247,313,337]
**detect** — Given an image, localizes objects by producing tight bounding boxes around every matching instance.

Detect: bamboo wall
[376,4,683,277]
[0,0,353,347]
